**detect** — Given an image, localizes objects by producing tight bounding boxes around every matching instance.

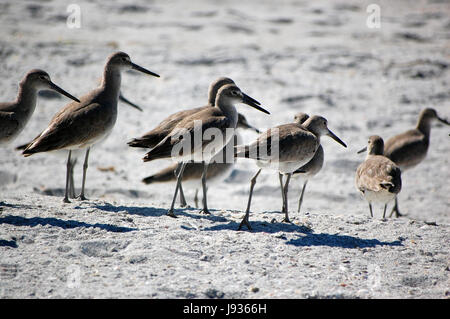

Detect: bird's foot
[281,217,291,223]
[77,194,88,201]
[199,208,211,215]
[238,218,252,231]
[167,210,178,218]
[62,197,71,204]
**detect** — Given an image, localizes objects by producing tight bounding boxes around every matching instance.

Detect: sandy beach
[0,0,449,299]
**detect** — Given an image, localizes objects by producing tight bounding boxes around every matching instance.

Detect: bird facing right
[356,135,402,219]
[383,108,449,217]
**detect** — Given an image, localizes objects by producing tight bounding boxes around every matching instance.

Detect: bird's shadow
[88,203,230,222]
[0,215,136,233]
[285,232,403,248]
[0,239,18,248]
[204,219,403,249]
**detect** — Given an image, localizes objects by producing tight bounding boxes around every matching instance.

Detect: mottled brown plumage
[236,115,347,230]
[22,52,159,202]
[356,135,402,218]
[383,108,449,217]
[0,69,79,146]
[128,77,235,149]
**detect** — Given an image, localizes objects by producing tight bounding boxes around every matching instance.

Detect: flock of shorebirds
[1,51,448,230]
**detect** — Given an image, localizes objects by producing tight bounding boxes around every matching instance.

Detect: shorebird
[141,113,260,207]
[22,51,159,203]
[141,83,269,217]
[287,113,324,214]
[356,135,402,219]
[0,69,79,146]
[235,115,346,230]
[128,77,236,149]
[15,92,144,198]
[383,108,449,217]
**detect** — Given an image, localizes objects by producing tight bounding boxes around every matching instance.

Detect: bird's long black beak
[357,146,367,154]
[437,115,450,125]
[327,129,347,148]
[131,62,160,78]
[242,93,270,115]
[119,93,143,112]
[47,81,80,103]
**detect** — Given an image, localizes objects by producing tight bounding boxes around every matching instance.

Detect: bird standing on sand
[383,108,449,217]
[22,52,160,203]
[287,113,324,214]
[235,115,346,230]
[141,113,260,208]
[356,135,402,219]
[141,83,269,217]
[128,77,237,209]
[0,69,79,146]
[15,93,145,199]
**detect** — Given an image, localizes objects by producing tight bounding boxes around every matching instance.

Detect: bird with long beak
[0,69,79,146]
[383,108,449,217]
[141,113,260,208]
[288,113,325,214]
[15,92,145,199]
[22,52,159,203]
[142,83,269,217]
[356,135,402,219]
[235,115,346,230]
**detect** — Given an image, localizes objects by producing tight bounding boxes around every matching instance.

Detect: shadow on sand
[88,203,230,223]
[0,239,18,248]
[0,215,136,233]
[204,219,403,249]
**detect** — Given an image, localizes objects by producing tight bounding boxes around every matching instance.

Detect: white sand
[1,0,449,298]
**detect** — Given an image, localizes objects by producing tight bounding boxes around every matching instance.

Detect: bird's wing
[143,108,231,162]
[356,156,401,193]
[23,100,111,154]
[129,106,209,149]
[0,111,19,141]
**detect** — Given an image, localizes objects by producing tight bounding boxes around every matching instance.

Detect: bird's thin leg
[200,161,210,215]
[78,147,90,201]
[174,166,188,208]
[238,169,262,231]
[194,189,199,208]
[63,150,72,203]
[179,183,188,207]
[297,180,308,214]
[69,157,77,198]
[369,203,373,218]
[382,204,387,219]
[389,197,403,218]
[168,162,186,218]
[281,173,292,223]
[279,173,285,213]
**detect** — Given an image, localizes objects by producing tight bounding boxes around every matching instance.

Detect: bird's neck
[416,116,432,139]
[15,81,37,115]
[215,96,238,128]
[101,66,122,100]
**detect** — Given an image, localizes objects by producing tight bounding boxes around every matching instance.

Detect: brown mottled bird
[235,115,346,230]
[1,69,79,146]
[22,52,159,203]
[384,108,449,217]
[141,113,260,207]
[139,83,269,218]
[356,135,402,218]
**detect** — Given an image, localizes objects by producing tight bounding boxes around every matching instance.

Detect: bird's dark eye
[39,76,46,80]
[122,57,127,62]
